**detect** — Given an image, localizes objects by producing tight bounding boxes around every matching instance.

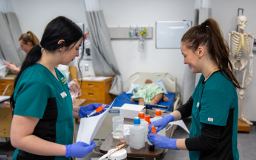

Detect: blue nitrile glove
[65,140,95,158]
[148,114,174,133]
[147,133,179,150]
[79,103,109,118]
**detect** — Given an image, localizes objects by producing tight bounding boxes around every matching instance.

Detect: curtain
[0,0,24,67]
[6,12,25,61]
[83,0,123,95]
[181,66,196,104]
[0,12,22,67]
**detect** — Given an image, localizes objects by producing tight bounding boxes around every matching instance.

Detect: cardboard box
[120,103,146,119]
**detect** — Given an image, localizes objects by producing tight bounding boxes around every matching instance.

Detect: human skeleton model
[228,15,254,125]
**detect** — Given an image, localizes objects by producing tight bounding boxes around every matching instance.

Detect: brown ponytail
[19,30,39,46]
[181,18,242,89]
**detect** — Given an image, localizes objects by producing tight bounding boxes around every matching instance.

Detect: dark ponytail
[10,16,84,109]
[181,18,242,89]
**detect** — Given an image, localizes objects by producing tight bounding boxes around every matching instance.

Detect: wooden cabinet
[78,77,114,105]
[0,75,16,96]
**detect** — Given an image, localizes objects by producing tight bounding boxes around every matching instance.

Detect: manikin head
[237,15,247,31]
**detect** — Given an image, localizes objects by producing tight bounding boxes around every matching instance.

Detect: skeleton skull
[237,15,247,31]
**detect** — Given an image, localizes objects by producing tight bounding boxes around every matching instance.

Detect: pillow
[126,83,141,94]
[156,79,168,94]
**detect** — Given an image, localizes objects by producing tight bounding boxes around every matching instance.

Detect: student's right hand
[65,140,95,158]
[79,103,109,118]
[5,62,19,73]
[148,114,174,133]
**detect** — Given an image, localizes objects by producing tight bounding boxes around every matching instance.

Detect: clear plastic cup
[120,135,127,144]
[112,116,124,139]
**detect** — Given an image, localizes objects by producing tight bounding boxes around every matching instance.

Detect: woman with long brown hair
[148,18,240,160]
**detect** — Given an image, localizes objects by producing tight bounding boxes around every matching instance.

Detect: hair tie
[201,22,207,28]
[39,43,44,52]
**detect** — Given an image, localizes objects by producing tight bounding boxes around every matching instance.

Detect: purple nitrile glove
[79,103,109,118]
[65,140,95,158]
[147,133,179,150]
[148,114,174,133]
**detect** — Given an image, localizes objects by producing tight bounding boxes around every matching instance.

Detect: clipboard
[0,96,10,103]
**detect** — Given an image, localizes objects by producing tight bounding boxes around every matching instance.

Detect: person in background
[5,31,39,73]
[1,31,39,108]
[148,18,240,160]
[10,16,107,159]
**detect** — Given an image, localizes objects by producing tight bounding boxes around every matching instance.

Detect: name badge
[196,102,200,108]
[60,92,67,98]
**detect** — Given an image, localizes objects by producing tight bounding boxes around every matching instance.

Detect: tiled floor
[1,120,255,160]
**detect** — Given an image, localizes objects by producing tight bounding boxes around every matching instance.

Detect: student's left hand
[147,133,179,150]
[79,103,109,118]
[65,140,95,158]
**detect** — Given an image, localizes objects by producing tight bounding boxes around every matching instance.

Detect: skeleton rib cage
[230,31,251,59]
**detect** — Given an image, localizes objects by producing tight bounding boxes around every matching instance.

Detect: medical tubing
[145,104,168,109]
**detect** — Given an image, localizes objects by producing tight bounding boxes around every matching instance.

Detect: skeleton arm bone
[245,34,254,85]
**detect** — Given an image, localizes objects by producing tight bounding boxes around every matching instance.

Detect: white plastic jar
[108,149,127,160]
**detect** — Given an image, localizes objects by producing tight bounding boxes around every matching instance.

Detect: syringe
[151,125,157,134]
[87,104,106,118]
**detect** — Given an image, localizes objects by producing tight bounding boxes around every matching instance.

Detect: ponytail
[181,18,242,89]
[10,45,42,109]
[27,31,39,46]
[19,31,39,46]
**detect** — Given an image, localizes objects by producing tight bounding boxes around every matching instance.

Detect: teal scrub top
[12,63,73,160]
[189,71,239,160]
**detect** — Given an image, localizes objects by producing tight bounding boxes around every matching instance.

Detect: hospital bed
[93,72,181,146]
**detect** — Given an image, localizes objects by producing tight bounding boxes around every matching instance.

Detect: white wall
[10,0,256,121]
[10,0,87,40]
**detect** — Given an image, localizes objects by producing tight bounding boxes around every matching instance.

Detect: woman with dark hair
[5,30,39,73]
[10,16,105,159]
[148,18,240,160]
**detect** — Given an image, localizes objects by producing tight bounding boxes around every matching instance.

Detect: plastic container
[108,148,127,160]
[138,112,148,142]
[144,114,155,151]
[138,37,144,52]
[129,117,145,150]
[112,116,124,139]
[120,135,127,144]
[0,60,9,78]
[145,114,150,125]
[151,110,165,137]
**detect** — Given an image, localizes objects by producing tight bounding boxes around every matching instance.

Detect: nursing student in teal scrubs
[148,18,241,160]
[10,16,107,160]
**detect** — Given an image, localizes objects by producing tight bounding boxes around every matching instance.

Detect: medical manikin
[228,15,254,125]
